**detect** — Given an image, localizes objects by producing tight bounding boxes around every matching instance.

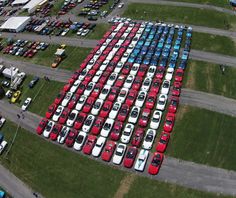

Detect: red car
[82,96,95,113]
[115,74,126,88]
[58,108,70,124]
[76,81,88,95]
[148,152,164,175]
[36,118,48,135]
[163,113,175,133]
[117,104,130,122]
[110,121,123,141]
[132,76,143,91]
[98,72,110,85]
[74,112,87,130]
[145,93,157,109]
[101,141,117,162]
[83,135,97,155]
[137,64,148,77]
[91,117,104,135]
[50,124,62,141]
[63,83,72,92]
[68,94,80,109]
[156,132,170,153]
[123,146,138,168]
[175,68,184,82]
[121,63,132,75]
[168,97,179,113]
[125,90,137,107]
[107,87,119,102]
[131,128,144,147]
[99,101,113,118]
[54,91,65,105]
[172,81,181,97]
[84,69,96,82]
[155,66,165,79]
[138,108,151,127]
[91,83,102,99]
[65,129,78,147]
[45,103,57,119]
[150,78,162,93]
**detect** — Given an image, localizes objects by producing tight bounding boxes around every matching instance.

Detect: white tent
[23,0,47,13]
[11,0,29,6]
[0,16,30,32]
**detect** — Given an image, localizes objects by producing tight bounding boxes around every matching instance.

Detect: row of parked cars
[0,8,17,16]
[36,21,191,174]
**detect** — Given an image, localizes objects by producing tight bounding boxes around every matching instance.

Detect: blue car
[159,58,168,67]
[181,51,189,60]
[169,60,176,68]
[179,60,187,70]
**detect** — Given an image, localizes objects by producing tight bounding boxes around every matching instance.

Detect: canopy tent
[55,49,65,56]
[22,0,47,13]
[11,0,29,6]
[0,16,30,32]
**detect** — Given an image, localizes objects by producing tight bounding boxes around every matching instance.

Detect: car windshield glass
[163,82,169,88]
[166,120,172,125]
[160,139,166,144]
[146,134,153,142]
[131,110,138,117]
[76,135,84,143]
[153,117,160,122]
[124,130,131,136]
[127,150,135,158]
[104,123,111,130]
[69,113,76,120]
[152,157,161,166]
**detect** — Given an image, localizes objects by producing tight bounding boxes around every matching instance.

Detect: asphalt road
[0,100,236,196]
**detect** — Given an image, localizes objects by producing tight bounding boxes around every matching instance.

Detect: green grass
[183,60,236,99]
[51,0,64,15]
[167,105,236,171]
[192,32,236,56]
[85,23,111,40]
[122,3,236,30]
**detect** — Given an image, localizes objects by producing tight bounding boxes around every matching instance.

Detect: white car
[121,52,130,62]
[117,88,128,103]
[61,92,73,107]
[75,95,87,111]
[142,129,156,150]
[70,80,81,93]
[112,143,127,165]
[43,121,55,138]
[135,91,147,107]
[0,140,7,155]
[84,82,95,96]
[0,117,6,129]
[92,70,102,83]
[141,77,152,92]
[134,149,149,172]
[161,80,171,95]
[73,131,87,151]
[165,68,174,81]
[130,63,140,76]
[91,99,103,115]
[52,105,64,121]
[146,66,156,78]
[99,85,111,100]
[21,97,32,111]
[156,94,168,111]
[57,126,70,144]
[92,136,106,157]
[124,75,134,89]
[128,106,140,124]
[126,44,134,53]
[66,109,79,127]
[114,61,124,73]
[82,115,95,133]
[78,68,88,80]
[109,102,121,119]
[120,123,134,144]
[150,110,163,129]
[61,28,69,36]
[86,59,95,69]
[100,60,109,71]
[107,72,118,86]
[100,118,114,137]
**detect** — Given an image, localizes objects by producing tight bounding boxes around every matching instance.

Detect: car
[92,136,106,157]
[76,81,88,95]
[11,90,21,103]
[99,85,111,100]
[175,68,184,82]
[150,78,162,94]
[128,106,140,124]
[82,96,95,113]
[142,129,156,150]
[115,75,126,88]
[156,94,168,111]
[135,91,147,108]
[117,104,129,122]
[137,64,148,77]
[66,109,79,127]
[130,63,140,76]
[28,76,39,88]
[52,105,64,122]
[0,116,6,129]
[146,66,156,78]
[0,140,7,155]
[155,66,165,79]
[74,112,87,130]
[83,135,97,155]
[161,80,170,95]
[75,95,87,111]
[57,126,70,144]
[99,101,113,118]
[82,114,95,133]
[168,97,179,113]
[132,76,142,91]
[131,128,144,147]
[100,118,114,137]
[43,120,55,138]
[101,141,117,162]
[123,146,138,168]
[112,143,127,165]
[141,77,152,92]
[61,92,73,107]
[21,97,32,111]
[78,68,88,80]
[107,87,119,102]
[49,124,63,141]
[91,117,104,135]
[68,94,80,109]
[172,81,181,97]
[134,149,149,172]
[150,110,162,130]
[73,131,87,151]
[107,72,118,86]
[36,118,48,135]
[138,108,151,128]
[91,83,103,99]
[58,108,70,124]
[110,120,123,140]
[145,93,156,109]
[156,132,170,153]
[120,123,134,144]
[84,82,95,96]
[117,88,129,103]
[125,90,137,107]
[109,102,121,119]
[92,70,102,83]
[45,103,58,119]
[148,152,164,175]
[163,113,175,132]
[54,91,66,105]
[65,129,79,147]
[91,98,103,115]
[165,67,174,81]
[124,75,134,89]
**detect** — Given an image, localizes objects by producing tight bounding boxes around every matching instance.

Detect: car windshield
[94,102,101,109]
[163,82,169,88]
[69,113,76,120]
[176,72,182,76]
[153,117,160,122]
[171,100,177,106]
[85,119,92,126]
[124,130,131,136]
[131,110,138,117]
[138,94,145,100]
[87,84,93,90]
[104,123,111,130]
[60,128,68,136]
[166,120,172,125]
[127,149,135,158]
[76,135,84,143]
[152,157,161,166]
[113,104,119,111]
[148,97,154,102]
[146,134,153,142]
[102,88,108,94]
[160,139,167,144]
[115,150,123,156]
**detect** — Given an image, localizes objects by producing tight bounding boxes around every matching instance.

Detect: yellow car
[51,56,63,68]
[11,90,21,103]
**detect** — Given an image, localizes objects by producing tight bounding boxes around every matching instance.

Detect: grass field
[85,23,111,40]
[51,0,64,15]
[166,105,236,171]
[191,32,236,56]
[122,3,236,30]
[183,60,236,99]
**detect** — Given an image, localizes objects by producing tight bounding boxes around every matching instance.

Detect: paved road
[0,100,236,196]
[0,163,44,198]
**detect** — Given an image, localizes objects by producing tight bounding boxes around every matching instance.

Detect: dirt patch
[177,105,189,121]
[113,174,136,198]
[185,62,196,89]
